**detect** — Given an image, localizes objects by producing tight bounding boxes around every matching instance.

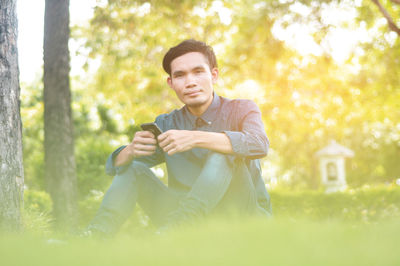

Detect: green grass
[1,217,400,266]
[16,186,400,265]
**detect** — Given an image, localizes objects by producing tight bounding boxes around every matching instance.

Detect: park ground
[2,186,400,266]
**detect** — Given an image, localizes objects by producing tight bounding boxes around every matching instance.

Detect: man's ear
[211,68,219,84]
[167,76,173,88]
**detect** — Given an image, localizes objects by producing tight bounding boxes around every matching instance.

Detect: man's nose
[185,73,196,88]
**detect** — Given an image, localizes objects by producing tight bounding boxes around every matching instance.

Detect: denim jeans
[89,153,261,234]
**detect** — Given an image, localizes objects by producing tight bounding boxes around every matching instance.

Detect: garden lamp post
[315,140,354,193]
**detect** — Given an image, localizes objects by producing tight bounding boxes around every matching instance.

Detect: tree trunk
[43,0,77,230]
[0,0,24,231]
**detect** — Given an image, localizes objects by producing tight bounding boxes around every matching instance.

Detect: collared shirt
[106,93,272,213]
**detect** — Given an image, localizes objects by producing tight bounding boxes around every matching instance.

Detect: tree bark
[43,0,77,230]
[0,0,24,231]
[371,0,400,36]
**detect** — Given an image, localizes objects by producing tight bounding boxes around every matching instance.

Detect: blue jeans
[89,153,261,234]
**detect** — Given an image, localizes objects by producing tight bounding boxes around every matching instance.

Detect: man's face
[167,52,218,111]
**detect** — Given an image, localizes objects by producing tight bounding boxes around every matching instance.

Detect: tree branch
[371,0,400,35]
[390,0,400,5]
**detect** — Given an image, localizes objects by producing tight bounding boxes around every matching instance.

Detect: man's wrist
[126,144,136,160]
[192,131,203,148]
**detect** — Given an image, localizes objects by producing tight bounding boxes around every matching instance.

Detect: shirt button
[195,118,203,128]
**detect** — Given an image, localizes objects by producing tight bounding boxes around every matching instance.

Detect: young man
[88,39,272,235]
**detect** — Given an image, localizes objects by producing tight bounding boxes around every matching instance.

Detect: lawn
[1,216,399,266]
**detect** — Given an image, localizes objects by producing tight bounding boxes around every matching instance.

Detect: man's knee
[200,152,233,184]
[130,160,149,170]
[206,152,232,167]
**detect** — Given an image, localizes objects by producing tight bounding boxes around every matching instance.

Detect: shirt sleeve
[105,145,128,176]
[223,100,269,159]
[105,145,165,176]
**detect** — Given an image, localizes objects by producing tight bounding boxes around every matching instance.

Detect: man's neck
[187,94,214,117]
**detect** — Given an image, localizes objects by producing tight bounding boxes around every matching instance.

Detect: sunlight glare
[211,1,232,25]
[17,0,97,83]
[225,79,266,104]
[271,0,374,65]
[289,2,311,17]
[272,22,323,57]
[17,0,44,83]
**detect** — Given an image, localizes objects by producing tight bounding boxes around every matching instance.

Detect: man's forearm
[114,146,135,167]
[193,131,234,154]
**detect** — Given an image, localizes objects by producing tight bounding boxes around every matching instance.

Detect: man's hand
[114,131,157,166]
[158,130,195,156]
[127,131,157,157]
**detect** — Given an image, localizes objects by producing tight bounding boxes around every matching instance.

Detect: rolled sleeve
[224,131,268,159]
[105,145,165,176]
[223,100,269,159]
[105,145,128,176]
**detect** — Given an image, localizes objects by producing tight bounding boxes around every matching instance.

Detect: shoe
[78,226,110,239]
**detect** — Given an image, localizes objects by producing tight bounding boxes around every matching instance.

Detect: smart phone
[140,122,163,138]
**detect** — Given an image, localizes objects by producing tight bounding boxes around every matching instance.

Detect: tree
[0,0,24,231]
[371,0,400,35]
[43,0,77,229]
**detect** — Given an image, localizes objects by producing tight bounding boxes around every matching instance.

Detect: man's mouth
[184,89,201,96]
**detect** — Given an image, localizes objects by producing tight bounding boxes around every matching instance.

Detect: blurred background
[17,0,400,227]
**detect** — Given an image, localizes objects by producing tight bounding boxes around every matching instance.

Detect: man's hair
[162,39,218,76]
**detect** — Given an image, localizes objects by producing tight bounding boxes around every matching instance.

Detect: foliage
[270,185,400,222]
[20,78,45,190]
[78,189,104,225]
[22,208,53,236]
[22,189,53,235]
[75,134,114,197]
[24,189,52,213]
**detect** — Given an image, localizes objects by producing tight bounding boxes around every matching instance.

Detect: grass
[1,216,400,266]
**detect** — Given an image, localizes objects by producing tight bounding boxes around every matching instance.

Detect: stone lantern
[315,140,354,193]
